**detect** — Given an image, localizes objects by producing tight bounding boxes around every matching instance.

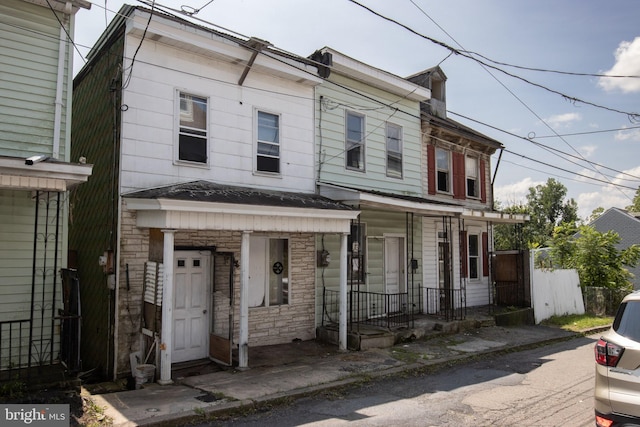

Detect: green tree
[525,178,579,247]
[549,225,640,290]
[588,207,604,223]
[493,202,528,250]
[626,187,640,212]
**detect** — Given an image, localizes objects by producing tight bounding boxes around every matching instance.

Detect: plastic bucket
[135,364,156,389]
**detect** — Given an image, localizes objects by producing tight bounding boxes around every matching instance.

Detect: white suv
[594,290,640,427]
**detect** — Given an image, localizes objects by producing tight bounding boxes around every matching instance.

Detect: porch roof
[123,180,359,233]
[0,155,93,191]
[318,182,528,223]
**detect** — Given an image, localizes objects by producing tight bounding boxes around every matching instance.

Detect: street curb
[136,331,588,427]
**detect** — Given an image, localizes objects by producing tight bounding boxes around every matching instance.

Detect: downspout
[53,4,71,159]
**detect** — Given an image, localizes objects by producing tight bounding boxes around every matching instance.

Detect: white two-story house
[71,6,357,382]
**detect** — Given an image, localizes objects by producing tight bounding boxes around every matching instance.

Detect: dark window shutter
[460,230,468,278]
[480,159,487,203]
[427,144,436,195]
[453,152,465,200]
[482,232,489,277]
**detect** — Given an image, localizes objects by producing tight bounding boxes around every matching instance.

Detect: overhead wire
[72,0,639,197]
[401,0,635,203]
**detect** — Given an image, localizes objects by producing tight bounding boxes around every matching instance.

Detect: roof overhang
[123,197,359,233]
[21,0,91,13]
[320,47,431,102]
[0,157,93,191]
[461,209,529,224]
[318,183,463,216]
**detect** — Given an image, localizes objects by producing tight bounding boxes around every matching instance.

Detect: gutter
[53,2,72,159]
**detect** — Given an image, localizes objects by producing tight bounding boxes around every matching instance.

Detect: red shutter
[453,152,465,200]
[480,159,487,203]
[427,144,436,195]
[460,230,468,278]
[482,232,489,277]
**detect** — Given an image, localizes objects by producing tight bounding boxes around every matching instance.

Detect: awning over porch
[123,180,359,233]
[0,155,93,191]
[318,182,528,223]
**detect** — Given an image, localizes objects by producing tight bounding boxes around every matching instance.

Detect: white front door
[385,237,405,311]
[172,251,210,363]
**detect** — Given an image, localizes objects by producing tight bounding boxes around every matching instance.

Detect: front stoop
[317,313,495,351]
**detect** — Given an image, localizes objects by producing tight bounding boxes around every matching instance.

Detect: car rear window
[613,301,640,342]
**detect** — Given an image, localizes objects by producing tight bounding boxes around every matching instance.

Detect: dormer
[407,66,447,118]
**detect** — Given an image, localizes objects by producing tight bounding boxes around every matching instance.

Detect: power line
[347,0,640,122]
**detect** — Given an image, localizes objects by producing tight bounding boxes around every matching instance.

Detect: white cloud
[579,145,597,157]
[494,177,543,207]
[545,113,581,128]
[615,126,640,142]
[598,37,640,93]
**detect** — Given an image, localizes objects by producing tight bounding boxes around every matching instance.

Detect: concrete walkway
[81,321,600,427]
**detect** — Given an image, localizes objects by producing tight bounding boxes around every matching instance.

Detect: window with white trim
[468,233,480,279]
[257,111,280,173]
[386,123,403,178]
[178,92,208,164]
[466,155,479,198]
[436,147,450,193]
[346,111,365,171]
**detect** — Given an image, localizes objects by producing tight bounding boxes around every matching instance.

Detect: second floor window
[257,111,280,173]
[386,123,403,178]
[346,111,365,171]
[466,156,479,198]
[178,92,208,164]
[436,147,450,193]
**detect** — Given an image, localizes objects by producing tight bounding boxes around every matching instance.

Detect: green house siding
[0,0,71,159]
[70,35,125,377]
[316,74,423,195]
[315,209,422,326]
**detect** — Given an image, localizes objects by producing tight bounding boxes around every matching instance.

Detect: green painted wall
[70,33,125,378]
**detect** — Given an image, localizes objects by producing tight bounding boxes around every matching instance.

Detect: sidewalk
[83,323,599,427]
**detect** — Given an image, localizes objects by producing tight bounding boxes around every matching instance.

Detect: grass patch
[541,313,613,332]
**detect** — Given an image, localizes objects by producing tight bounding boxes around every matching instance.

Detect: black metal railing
[424,287,466,321]
[322,288,422,330]
[350,290,411,329]
[0,319,31,381]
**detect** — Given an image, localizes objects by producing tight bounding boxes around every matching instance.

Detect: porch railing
[424,287,466,321]
[0,319,30,381]
[322,288,422,330]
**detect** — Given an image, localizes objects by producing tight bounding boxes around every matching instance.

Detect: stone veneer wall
[117,206,317,376]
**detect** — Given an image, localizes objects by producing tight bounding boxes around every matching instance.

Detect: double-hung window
[436,147,450,193]
[466,156,479,198]
[386,123,403,178]
[468,233,480,279]
[346,111,365,171]
[257,111,280,173]
[178,92,208,164]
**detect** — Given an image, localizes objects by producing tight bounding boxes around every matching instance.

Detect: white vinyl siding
[119,35,317,194]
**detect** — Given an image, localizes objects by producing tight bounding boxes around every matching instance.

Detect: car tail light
[595,413,614,427]
[595,338,624,367]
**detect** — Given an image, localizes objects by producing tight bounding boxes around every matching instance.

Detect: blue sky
[73,0,640,220]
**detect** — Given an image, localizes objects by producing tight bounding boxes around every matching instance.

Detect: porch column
[158,229,176,385]
[339,232,348,351]
[238,231,252,369]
